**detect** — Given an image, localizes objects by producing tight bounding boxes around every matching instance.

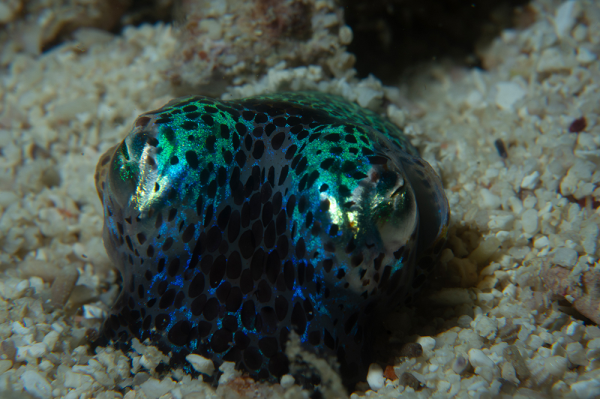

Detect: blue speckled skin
[94,92,449,389]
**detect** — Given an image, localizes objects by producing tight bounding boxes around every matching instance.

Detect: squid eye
[378,170,405,198]
[120,141,130,161]
[108,141,140,209]
[391,186,403,197]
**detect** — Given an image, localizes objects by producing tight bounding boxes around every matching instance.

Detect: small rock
[399,372,421,391]
[521,209,539,235]
[521,171,540,190]
[577,47,597,64]
[383,365,398,381]
[218,361,241,385]
[537,48,571,72]
[553,247,578,268]
[468,349,495,369]
[533,236,550,248]
[569,116,588,133]
[416,337,436,354]
[570,378,600,399]
[21,370,52,399]
[280,374,295,389]
[452,355,469,374]
[387,104,406,127]
[472,315,498,340]
[338,26,353,45]
[503,346,530,379]
[545,356,567,377]
[82,304,106,319]
[356,87,382,110]
[469,238,501,265]
[554,1,581,38]
[15,279,29,295]
[494,139,508,158]
[480,188,502,209]
[366,363,384,391]
[495,82,526,110]
[186,354,214,376]
[469,349,496,381]
[501,362,518,384]
[566,342,587,366]
[139,377,176,399]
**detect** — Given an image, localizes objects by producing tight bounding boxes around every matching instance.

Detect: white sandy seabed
[0,0,600,398]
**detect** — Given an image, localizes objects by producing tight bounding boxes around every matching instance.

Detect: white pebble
[15,279,30,295]
[544,356,567,377]
[12,321,31,335]
[566,342,587,366]
[367,363,384,391]
[554,0,581,38]
[520,171,540,190]
[51,323,65,333]
[82,304,107,319]
[452,355,469,374]
[437,380,451,393]
[186,354,214,376]
[495,82,526,110]
[553,247,578,267]
[417,336,436,353]
[139,377,176,399]
[469,349,494,369]
[523,196,537,209]
[508,197,523,214]
[29,277,44,293]
[387,104,406,127]
[356,87,381,110]
[521,209,539,234]
[39,360,53,372]
[527,334,543,350]
[28,343,47,358]
[501,362,518,384]
[570,378,600,399]
[587,338,600,350]
[488,214,514,230]
[566,322,583,338]
[533,236,549,248]
[42,331,59,351]
[469,349,496,381]
[280,374,295,389]
[218,361,241,384]
[480,188,502,209]
[577,47,597,64]
[466,90,484,108]
[21,370,52,399]
[581,224,598,255]
[473,316,498,340]
[537,48,569,72]
[338,26,353,45]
